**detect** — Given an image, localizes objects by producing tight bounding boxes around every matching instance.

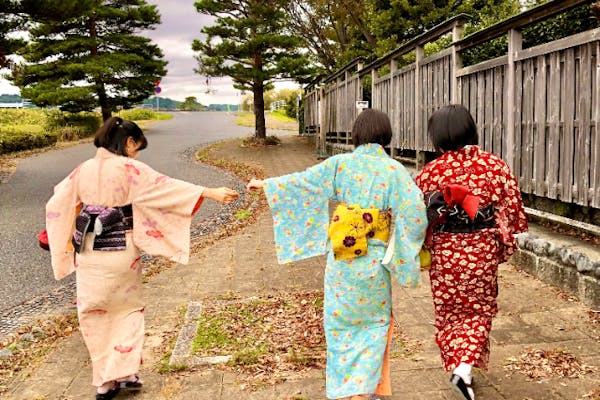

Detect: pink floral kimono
[46,147,204,386]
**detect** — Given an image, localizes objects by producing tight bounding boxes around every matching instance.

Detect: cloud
[143,0,240,103]
[0,0,299,105]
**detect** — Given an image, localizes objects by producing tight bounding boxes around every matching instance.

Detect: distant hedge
[0,124,57,154]
[118,108,172,121]
[0,109,101,154]
[0,108,170,155]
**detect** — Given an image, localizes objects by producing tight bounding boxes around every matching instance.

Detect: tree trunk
[98,87,111,121]
[253,82,266,140]
[89,15,111,121]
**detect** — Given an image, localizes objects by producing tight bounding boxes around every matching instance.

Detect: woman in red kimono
[415,105,527,400]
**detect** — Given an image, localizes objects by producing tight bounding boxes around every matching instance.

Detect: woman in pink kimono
[45,117,238,399]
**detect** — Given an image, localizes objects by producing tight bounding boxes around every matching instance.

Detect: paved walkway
[5,135,600,399]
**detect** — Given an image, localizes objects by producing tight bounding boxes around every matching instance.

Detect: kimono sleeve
[126,160,205,264]
[386,167,427,287]
[495,163,528,261]
[46,167,82,280]
[263,157,337,264]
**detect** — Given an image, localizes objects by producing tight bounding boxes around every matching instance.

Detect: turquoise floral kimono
[263,143,427,398]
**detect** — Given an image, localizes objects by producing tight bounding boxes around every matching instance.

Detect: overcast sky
[0,0,298,105]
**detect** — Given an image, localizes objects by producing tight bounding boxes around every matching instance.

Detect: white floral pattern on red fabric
[416,146,527,371]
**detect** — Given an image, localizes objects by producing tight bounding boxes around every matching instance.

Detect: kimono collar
[353,143,389,158]
[444,145,481,161]
[95,147,126,160]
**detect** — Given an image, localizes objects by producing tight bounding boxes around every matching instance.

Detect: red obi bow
[443,184,480,221]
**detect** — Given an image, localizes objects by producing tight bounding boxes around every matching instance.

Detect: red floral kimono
[415,145,527,371]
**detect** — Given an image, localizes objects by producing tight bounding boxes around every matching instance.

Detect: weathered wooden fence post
[415,44,426,170]
[390,59,398,158]
[319,86,327,157]
[451,21,465,104]
[506,28,522,174]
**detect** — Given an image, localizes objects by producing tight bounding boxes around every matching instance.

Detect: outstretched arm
[246,178,265,191]
[202,187,239,204]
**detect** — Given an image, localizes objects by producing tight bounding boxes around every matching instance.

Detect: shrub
[0,109,100,154]
[0,108,170,155]
[44,111,101,140]
[0,109,46,125]
[119,108,155,121]
[117,108,173,121]
[0,125,58,153]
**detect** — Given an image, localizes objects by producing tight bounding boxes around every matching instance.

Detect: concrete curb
[525,207,600,238]
[514,232,600,309]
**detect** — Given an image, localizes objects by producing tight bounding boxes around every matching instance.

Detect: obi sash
[424,184,495,246]
[73,204,133,253]
[328,203,392,261]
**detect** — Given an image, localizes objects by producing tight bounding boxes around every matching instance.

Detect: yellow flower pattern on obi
[328,203,391,260]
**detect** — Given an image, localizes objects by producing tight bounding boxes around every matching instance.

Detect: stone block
[578,274,600,309]
[511,249,538,276]
[537,257,559,286]
[557,262,580,294]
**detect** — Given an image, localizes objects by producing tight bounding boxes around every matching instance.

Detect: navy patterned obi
[424,187,495,234]
[73,204,133,252]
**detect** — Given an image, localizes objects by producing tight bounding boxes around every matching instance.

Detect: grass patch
[234,209,252,220]
[192,311,236,353]
[190,291,325,389]
[196,149,264,180]
[229,344,269,366]
[235,112,255,128]
[191,300,268,362]
[269,109,297,123]
[235,111,298,131]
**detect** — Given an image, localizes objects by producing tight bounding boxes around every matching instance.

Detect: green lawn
[236,110,298,131]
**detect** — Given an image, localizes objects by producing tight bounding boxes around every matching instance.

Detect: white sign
[355,100,369,109]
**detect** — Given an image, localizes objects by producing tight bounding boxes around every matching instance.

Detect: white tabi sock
[96,381,114,394]
[453,362,473,384]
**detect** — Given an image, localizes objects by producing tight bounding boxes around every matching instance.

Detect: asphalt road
[0,111,253,313]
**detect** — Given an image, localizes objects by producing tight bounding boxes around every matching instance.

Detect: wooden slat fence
[303,89,319,135]
[303,0,600,209]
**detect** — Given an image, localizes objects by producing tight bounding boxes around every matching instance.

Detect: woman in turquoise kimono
[247,109,427,399]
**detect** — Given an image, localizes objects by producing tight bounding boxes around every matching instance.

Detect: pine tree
[0,0,25,68]
[193,0,312,140]
[13,0,167,120]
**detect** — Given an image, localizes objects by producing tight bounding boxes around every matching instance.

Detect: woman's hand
[246,178,266,191]
[203,187,239,204]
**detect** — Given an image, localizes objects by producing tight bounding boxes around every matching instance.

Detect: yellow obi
[328,203,392,261]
